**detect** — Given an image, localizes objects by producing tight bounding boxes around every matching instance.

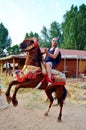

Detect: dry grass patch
[1,73,86,106]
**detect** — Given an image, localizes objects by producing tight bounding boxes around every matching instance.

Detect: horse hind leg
[45,90,54,116]
[57,99,63,122]
[5,80,18,104]
[57,86,67,122]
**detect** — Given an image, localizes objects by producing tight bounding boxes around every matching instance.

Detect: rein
[28,53,38,62]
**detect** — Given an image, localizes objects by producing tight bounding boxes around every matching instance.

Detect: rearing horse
[5,37,67,122]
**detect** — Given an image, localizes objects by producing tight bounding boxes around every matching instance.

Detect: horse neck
[25,53,32,66]
[25,48,42,67]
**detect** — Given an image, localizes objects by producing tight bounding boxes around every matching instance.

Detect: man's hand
[44,48,48,54]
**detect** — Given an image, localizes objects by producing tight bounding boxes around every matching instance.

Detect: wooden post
[13,58,15,76]
[0,63,2,75]
[64,55,66,75]
[76,55,78,81]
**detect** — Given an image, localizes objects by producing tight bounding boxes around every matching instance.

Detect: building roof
[60,49,86,56]
[0,54,26,61]
[41,48,86,59]
[60,49,86,59]
[0,48,86,61]
[41,48,86,55]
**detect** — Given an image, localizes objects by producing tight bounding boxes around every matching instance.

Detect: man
[44,37,60,86]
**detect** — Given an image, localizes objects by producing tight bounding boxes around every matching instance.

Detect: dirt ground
[0,78,86,130]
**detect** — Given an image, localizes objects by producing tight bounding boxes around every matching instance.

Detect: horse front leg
[5,80,18,104]
[11,84,22,106]
[57,99,63,122]
[45,90,54,116]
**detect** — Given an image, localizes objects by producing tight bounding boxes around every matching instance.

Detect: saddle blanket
[41,63,66,83]
[51,69,66,85]
[52,69,66,82]
[16,65,41,82]
[15,65,66,85]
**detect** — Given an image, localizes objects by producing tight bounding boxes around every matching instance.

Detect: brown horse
[5,37,67,121]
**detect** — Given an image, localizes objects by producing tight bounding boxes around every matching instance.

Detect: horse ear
[23,38,30,43]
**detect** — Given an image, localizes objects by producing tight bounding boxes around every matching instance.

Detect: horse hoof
[6,96,12,104]
[57,118,61,122]
[12,99,18,107]
[45,112,48,116]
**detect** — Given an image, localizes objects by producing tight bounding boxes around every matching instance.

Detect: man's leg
[46,62,53,86]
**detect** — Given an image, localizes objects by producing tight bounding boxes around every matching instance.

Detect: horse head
[20,37,38,52]
[20,37,42,67]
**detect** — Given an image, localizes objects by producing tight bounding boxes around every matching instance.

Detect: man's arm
[44,47,59,59]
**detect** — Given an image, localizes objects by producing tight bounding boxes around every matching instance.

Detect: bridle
[26,43,40,62]
[26,41,38,52]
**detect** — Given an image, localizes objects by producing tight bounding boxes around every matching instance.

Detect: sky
[0,0,86,45]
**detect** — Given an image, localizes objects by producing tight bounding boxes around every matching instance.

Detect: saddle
[16,65,66,85]
[51,69,66,85]
[16,65,41,82]
[41,63,66,85]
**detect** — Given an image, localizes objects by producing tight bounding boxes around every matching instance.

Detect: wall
[55,59,77,78]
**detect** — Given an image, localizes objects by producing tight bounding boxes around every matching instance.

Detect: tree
[61,4,86,50]
[0,23,12,56]
[24,31,43,47]
[40,26,50,47]
[50,21,62,43]
[24,31,39,39]
[40,22,62,48]
[7,44,20,55]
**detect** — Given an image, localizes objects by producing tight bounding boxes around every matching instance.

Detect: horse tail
[54,86,67,105]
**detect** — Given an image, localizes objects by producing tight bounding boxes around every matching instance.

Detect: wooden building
[41,48,86,78]
[0,54,26,75]
[0,49,86,78]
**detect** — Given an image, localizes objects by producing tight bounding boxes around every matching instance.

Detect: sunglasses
[52,40,57,42]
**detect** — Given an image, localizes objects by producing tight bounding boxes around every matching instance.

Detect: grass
[0,72,86,107]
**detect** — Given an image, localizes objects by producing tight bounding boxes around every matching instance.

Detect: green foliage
[0,22,12,57]
[50,21,62,41]
[7,44,20,55]
[24,31,44,47]
[40,21,62,48]
[41,26,50,41]
[1,3,86,54]
[24,31,40,39]
[61,4,86,50]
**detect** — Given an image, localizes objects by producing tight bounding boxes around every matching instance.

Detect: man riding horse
[5,37,67,122]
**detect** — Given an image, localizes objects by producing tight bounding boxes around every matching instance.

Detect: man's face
[52,38,57,46]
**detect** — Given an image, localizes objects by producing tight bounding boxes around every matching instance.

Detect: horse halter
[26,42,38,52]
[25,40,39,62]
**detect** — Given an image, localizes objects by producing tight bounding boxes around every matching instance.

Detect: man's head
[52,37,58,43]
[51,37,58,47]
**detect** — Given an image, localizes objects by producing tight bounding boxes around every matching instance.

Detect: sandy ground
[0,85,86,130]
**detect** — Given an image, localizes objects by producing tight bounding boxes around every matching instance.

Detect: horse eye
[29,40,34,44]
